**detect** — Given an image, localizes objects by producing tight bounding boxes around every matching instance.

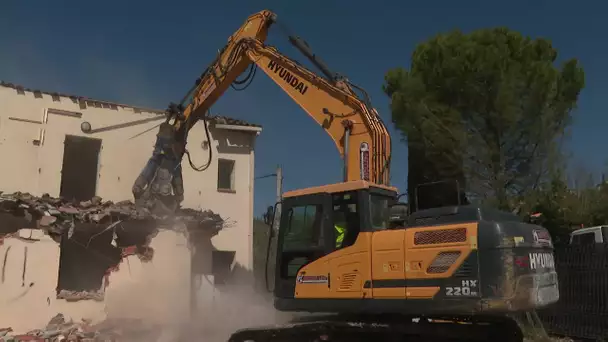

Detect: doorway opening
[59,135,102,202]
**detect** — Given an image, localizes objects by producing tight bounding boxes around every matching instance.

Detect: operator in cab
[334,211,347,249]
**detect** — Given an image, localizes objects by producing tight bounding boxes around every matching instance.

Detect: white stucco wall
[0,229,191,334]
[0,84,259,270]
[0,228,281,337]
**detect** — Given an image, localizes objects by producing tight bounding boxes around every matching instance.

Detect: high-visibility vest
[335,224,345,248]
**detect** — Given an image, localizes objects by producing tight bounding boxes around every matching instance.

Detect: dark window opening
[59,135,101,202]
[57,222,121,294]
[217,159,236,192]
[57,221,158,297]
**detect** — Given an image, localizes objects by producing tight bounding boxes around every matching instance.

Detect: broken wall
[0,84,266,337]
[0,229,104,333]
[103,229,191,326]
[0,226,192,334]
[0,193,263,336]
[0,84,259,280]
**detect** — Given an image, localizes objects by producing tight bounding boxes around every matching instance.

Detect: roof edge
[215,123,263,133]
[0,81,261,128]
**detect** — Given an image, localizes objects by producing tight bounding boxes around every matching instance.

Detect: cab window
[283,205,322,250]
[370,194,391,231]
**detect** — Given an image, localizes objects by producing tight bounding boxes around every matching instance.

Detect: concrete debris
[56,290,105,302]
[0,313,163,341]
[0,191,229,236]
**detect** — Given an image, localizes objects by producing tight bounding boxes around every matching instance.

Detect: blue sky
[1,0,606,215]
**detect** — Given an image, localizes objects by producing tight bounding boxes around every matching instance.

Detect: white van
[569,225,608,245]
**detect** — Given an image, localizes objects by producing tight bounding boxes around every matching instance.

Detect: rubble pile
[0,191,231,236]
[0,313,163,341]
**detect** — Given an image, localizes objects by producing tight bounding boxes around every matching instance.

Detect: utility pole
[255,165,283,232]
[274,165,283,232]
[276,165,283,204]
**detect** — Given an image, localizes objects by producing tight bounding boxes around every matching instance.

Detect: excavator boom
[179,10,275,123]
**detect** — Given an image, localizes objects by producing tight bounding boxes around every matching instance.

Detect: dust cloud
[183,285,293,342]
[103,280,292,342]
[98,228,291,342]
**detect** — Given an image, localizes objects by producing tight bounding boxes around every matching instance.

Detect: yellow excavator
[133,10,560,342]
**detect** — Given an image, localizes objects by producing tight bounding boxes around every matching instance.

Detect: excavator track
[228,314,523,342]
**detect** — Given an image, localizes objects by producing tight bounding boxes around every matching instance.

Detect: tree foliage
[525,168,608,243]
[253,218,272,291]
[383,27,585,210]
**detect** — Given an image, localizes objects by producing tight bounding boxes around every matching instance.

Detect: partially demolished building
[0,82,262,336]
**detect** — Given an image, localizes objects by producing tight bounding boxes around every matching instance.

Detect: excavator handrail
[172,9,391,186]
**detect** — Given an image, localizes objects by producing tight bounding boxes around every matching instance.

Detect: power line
[255,173,277,180]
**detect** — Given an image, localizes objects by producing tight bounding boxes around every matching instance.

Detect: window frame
[282,204,323,252]
[361,188,398,233]
[217,158,236,193]
[275,192,333,288]
[369,193,393,231]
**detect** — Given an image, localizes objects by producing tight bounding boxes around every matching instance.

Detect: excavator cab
[268,180,397,310]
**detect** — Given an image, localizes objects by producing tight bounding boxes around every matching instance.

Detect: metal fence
[538,243,608,340]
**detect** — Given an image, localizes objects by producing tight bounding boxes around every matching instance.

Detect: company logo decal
[296,272,328,284]
[360,142,370,181]
[529,252,555,270]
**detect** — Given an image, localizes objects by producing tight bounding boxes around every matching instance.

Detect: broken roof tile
[0,192,233,236]
[211,115,261,128]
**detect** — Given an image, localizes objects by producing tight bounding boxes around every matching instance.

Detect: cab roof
[283,180,398,198]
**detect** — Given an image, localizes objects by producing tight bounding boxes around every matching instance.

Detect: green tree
[253,217,272,291]
[383,28,585,211]
[524,166,608,242]
[592,180,608,224]
[527,172,575,242]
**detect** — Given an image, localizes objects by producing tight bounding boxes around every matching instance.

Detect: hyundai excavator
[131,10,560,342]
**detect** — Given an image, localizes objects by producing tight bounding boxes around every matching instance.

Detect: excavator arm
[174,10,391,185]
[134,10,391,211]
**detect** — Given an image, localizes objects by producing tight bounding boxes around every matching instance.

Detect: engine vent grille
[339,273,358,291]
[414,228,467,245]
[454,258,474,277]
[427,251,462,274]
